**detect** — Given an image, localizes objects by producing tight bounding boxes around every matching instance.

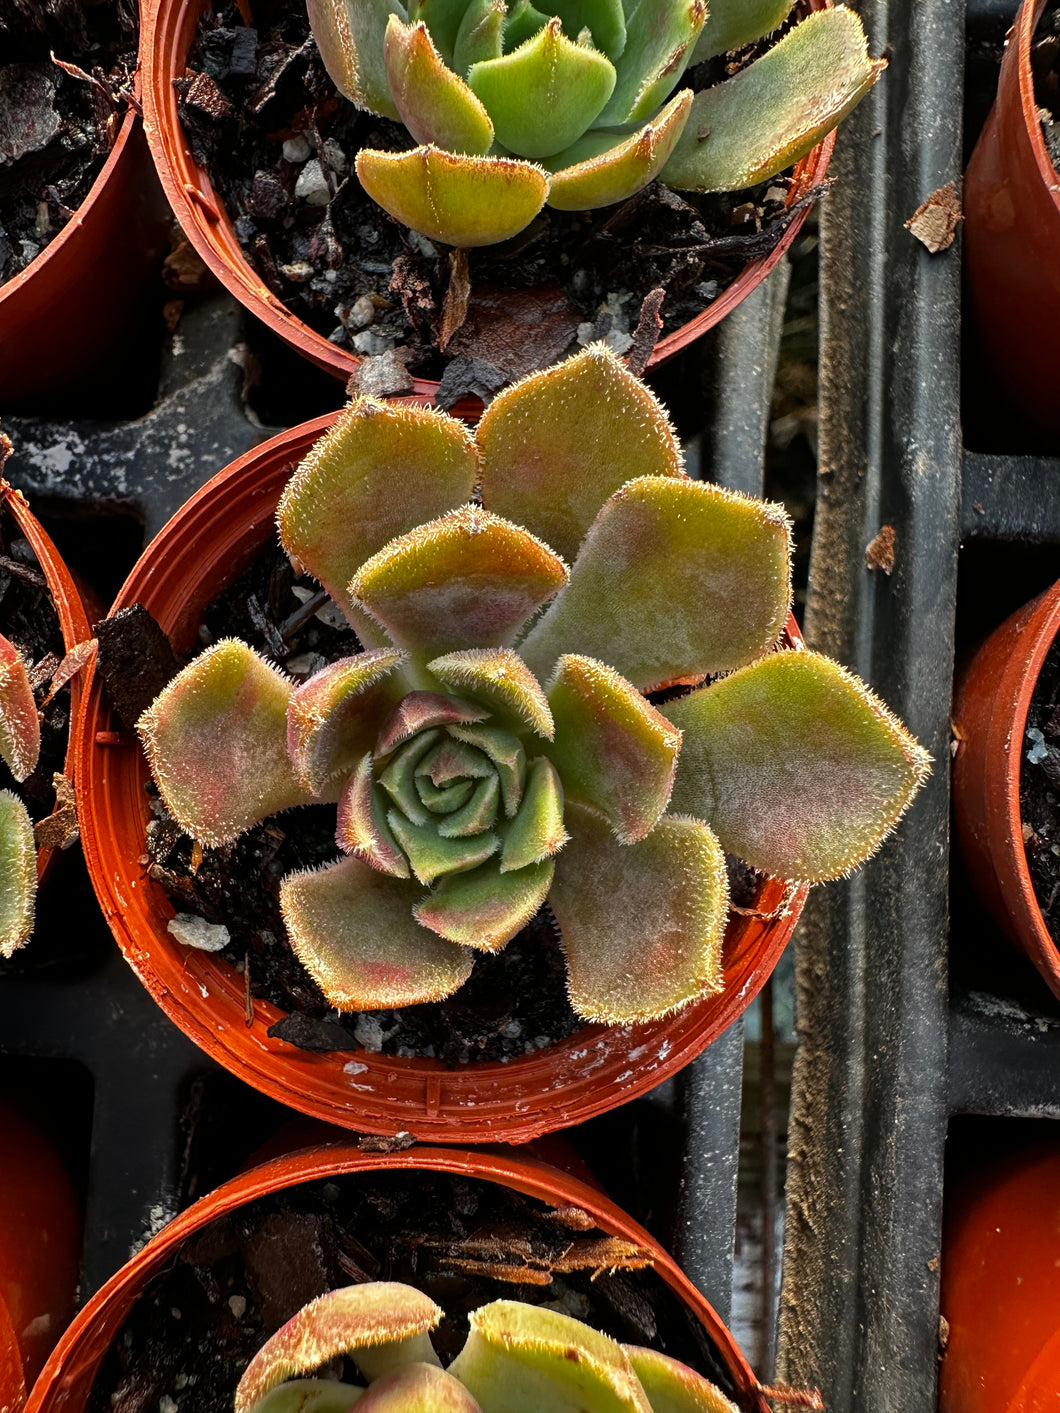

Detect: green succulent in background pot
[305,0,885,247]
[135,345,928,1027]
[0,632,39,956]
[236,1282,746,1413]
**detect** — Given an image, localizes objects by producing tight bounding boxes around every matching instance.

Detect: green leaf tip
[478,341,684,566]
[385,17,495,153]
[281,853,475,1009]
[665,648,932,881]
[520,475,792,692]
[236,1284,442,1413]
[624,1346,741,1413]
[428,648,554,738]
[288,650,407,795]
[136,639,314,848]
[663,6,886,192]
[0,631,40,783]
[0,789,36,958]
[551,804,727,1024]
[306,0,403,119]
[690,0,795,65]
[355,145,549,247]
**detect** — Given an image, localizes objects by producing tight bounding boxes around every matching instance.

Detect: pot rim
[1015,0,1060,212]
[142,0,835,393]
[0,11,144,314]
[0,481,92,884]
[23,1143,771,1413]
[74,416,807,1144]
[1001,583,1060,989]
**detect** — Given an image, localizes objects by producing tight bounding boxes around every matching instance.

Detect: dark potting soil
[1019,634,1060,944]
[121,540,764,1065]
[0,0,138,285]
[1033,1,1060,172]
[176,0,820,396]
[85,1170,743,1413]
[0,503,70,824]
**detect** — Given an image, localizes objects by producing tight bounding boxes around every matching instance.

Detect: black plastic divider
[0,253,792,1327]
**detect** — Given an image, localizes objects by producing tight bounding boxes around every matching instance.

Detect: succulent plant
[306,0,885,247]
[137,344,928,1024]
[0,629,40,957]
[235,1282,742,1413]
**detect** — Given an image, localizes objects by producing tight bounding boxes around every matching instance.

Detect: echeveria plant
[0,629,39,956]
[236,1282,742,1413]
[306,0,884,246]
[137,344,928,1024]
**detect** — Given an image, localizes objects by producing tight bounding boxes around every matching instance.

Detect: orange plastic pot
[0,27,169,412]
[142,0,835,394]
[939,1135,1060,1411]
[964,0,1060,440]
[1,481,91,885]
[24,1143,772,1413]
[952,580,1060,1001]
[0,1099,81,1412]
[76,417,807,1143]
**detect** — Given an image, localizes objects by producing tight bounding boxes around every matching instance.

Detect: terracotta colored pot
[952,580,1060,1001]
[0,481,92,885]
[964,0,1060,440]
[76,417,807,1143]
[0,31,169,412]
[939,1135,1060,1411]
[0,1099,81,1411]
[24,1143,772,1413]
[142,0,835,395]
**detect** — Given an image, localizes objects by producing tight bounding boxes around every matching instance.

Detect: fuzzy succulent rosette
[235,1282,745,1413]
[308,0,885,246]
[137,345,928,1025]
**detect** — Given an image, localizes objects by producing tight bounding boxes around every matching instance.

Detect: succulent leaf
[235,1285,442,1413]
[545,0,627,61]
[336,754,411,877]
[249,1381,365,1413]
[662,7,886,192]
[408,0,467,63]
[355,145,549,247]
[356,1363,483,1413]
[623,1347,740,1413]
[0,789,36,959]
[546,655,681,844]
[596,0,705,128]
[545,88,692,211]
[379,728,444,824]
[0,632,39,782]
[664,649,932,881]
[414,855,553,950]
[428,649,554,738]
[690,0,794,65]
[288,650,407,795]
[349,506,569,660]
[306,0,404,118]
[277,399,478,628]
[452,0,506,72]
[388,809,499,883]
[376,690,488,757]
[477,343,683,566]
[550,804,727,1023]
[500,756,567,871]
[503,0,550,51]
[467,18,616,160]
[449,1299,651,1413]
[447,723,526,817]
[435,774,500,837]
[280,855,475,1008]
[520,477,792,692]
[136,640,313,848]
[385,18,495,152]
